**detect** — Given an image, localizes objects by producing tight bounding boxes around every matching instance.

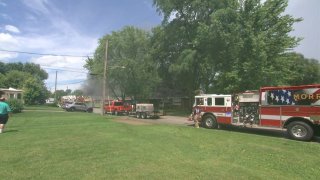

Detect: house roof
[0,87,23,92]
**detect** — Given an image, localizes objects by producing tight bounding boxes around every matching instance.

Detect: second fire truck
[193,84,320,141]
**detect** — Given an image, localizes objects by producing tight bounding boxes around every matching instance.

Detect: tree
[2,70,32,89]
[23,77,49,105]
[72,89,84,96]
[282,53,320,85]
[0,73,5,88]
[0,62,6,74]
[53,90,68,102]
[23,63,48,80]
[152,0,302,95]
[5,62,24,72]
[0,62,48,81]
[0,62,50,104]
[152,0,241,96]
[85,26,159,100]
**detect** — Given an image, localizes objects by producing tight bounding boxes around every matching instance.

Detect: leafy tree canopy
[152,0,303,95]
[85,26,160,100]
[85,0,319,101]
[0,62,49,105]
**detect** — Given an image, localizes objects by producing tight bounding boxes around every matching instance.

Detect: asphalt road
[114,115,194,126]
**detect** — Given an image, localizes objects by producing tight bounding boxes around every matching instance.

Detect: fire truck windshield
[195,98,204,105]
[114,102,123,106]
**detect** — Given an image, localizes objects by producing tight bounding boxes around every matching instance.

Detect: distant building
[61,95,77,102]
[46,98,55,104]
[0,87,23,100]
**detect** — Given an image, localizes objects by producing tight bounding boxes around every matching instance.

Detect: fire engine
[194,84,320,141]
[104,100,132,115]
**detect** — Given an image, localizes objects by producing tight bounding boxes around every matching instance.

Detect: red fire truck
[194,84,320,141]
[104,100,132,115]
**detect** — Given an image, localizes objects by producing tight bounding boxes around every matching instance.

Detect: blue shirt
[0,101,11,115]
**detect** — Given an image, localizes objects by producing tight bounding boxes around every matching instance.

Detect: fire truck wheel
[136,113,141,118]
[202,115,218,129]
[287,121,314,141]
[141,113,146,119]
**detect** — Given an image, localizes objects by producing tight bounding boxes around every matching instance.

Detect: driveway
[114,115,194,126]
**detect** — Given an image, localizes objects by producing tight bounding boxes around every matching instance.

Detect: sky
[0,0,319,92]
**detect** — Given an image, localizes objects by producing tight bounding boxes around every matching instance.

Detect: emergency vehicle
[104,100,132,115]
[193,84,320,141]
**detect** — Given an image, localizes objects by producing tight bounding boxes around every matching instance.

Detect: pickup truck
[104,100,132,115]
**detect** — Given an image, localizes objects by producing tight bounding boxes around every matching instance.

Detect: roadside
[23,109,65,112]
[113,115,194,126]
[113,115,320,142]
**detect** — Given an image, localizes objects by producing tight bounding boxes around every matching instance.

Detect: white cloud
[168,11,177,22]
[2,0,99,91]
[22,0,50,15]
[0,33,19,60]
[0,52,18,60]
[25,14,37,21]
[30,55,89,91]
[1,13,11,20]
[0,1,6,7]
[31,56,87,69]
[5,25,21,33]
[18,0,97,55]
[0,33,19,49]
[286,0,320,60]
[0,33,18,43]
[0,30,97,90]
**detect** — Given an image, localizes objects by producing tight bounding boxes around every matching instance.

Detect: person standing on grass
[193,106,201,128]
[0,97,11,134]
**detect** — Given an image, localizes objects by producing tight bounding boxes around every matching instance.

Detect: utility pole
[101,39,108,115]
[54,71,57,101]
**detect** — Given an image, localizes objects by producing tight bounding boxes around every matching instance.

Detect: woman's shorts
[0,114,9,124]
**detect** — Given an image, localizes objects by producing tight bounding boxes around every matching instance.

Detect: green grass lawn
[1,109,319,179]
[23,104,63,111]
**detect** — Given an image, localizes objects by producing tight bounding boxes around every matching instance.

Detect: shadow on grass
[3,129,19,133]
[198,124,320,143]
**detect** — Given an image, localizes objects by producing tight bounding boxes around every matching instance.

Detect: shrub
[7,99,24,113]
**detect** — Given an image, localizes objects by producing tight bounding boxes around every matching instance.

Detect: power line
[0,49,94,58]
[58,80,87,85]
[42,66,89,74]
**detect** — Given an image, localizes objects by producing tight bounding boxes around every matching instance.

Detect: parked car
[61,101,73,109]
[65,102,93,113]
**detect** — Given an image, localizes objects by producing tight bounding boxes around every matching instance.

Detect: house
[0,87,23,100]
[46,98,55,104]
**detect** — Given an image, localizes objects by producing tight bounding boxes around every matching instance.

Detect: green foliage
[85,26,160,100]
[0,62,49,105]
[53,90,69,102]
[0,62,48,81]
[6,98,24,113]
[0,73,5,87]
[23,63,48,80]
[1,70,32,89]
[282,53,320,85]
[152,0,308,95]
[72,89,84,96]
[23,78,49,105]
[85,0,319,99]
